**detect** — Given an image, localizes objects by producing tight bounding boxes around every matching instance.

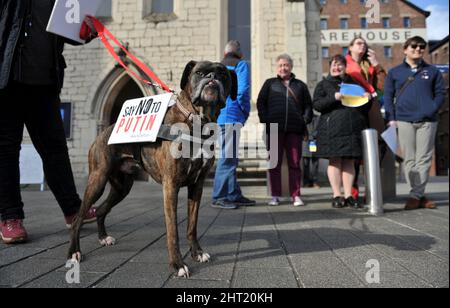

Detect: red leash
[83,16,173,93]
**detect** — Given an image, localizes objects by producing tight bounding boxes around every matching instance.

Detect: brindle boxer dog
[68,61,237,277]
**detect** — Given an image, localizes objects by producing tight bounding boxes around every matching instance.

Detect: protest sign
[108,93,173,145]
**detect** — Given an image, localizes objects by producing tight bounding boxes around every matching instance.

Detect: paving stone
[1,179,447,288]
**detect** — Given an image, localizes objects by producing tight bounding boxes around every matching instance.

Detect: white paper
[381,126,398,154]
[108,94,173,145]
[46,0,103,43]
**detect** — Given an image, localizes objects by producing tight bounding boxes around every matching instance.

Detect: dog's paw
[195,252,211,263]
[177,265,190,278]
[99,236,116,247]
[70,252,82,263]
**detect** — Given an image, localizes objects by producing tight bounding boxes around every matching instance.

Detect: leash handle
[87,16,174,94]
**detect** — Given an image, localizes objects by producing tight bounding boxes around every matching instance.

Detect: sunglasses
[409,44,426,50]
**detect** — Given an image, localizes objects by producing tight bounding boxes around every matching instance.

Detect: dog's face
[180,61,237,120]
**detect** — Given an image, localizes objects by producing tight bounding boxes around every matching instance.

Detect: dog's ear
[228,70,238,101]
[180,60,197,91]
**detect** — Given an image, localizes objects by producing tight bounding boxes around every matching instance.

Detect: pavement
[0,177,448,288]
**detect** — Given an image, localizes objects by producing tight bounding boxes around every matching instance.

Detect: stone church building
[51,0,323,177]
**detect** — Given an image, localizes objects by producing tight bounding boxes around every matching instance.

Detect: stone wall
[61,0,225,176]
[25,0,322,177]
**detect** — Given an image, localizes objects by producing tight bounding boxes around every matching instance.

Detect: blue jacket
[384,60,446,122]
[217,58,251,125]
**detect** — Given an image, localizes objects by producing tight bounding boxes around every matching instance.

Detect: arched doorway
[94,68,157,132]
[108,77,145,125]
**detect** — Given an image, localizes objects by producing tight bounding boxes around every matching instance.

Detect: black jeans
[303,157,319,186]
[0,82,81,221]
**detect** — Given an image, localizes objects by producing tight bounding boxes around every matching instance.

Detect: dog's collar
[176,100,196,122]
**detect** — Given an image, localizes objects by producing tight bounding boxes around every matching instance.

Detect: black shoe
[332,197,345,209]
[345,197,362,209]
[211,200,238,210]
[234,196,256,206]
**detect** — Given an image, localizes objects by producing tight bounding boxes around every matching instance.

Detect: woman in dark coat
[313,55,370,209]
[257,54,313,207]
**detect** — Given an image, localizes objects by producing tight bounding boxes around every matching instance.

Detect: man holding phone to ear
[384,36,446,211]
[0,0,97,244]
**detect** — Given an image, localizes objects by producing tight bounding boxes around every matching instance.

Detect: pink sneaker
[1,219,28,244]
[65,208,97,228]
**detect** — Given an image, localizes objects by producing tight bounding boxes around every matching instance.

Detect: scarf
[345,54,376,94]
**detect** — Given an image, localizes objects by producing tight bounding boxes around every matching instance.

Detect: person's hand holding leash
[79,15,98,43]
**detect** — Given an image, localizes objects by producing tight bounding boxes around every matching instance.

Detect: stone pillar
[251,0,273,102]
[305,0,323,90]
[284,0,308,82]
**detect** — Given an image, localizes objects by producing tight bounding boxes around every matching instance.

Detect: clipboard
[46,0,103,43]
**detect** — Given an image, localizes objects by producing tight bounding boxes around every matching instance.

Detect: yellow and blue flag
[340,83,369,108]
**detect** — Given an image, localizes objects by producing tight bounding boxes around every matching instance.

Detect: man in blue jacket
[211,40,256,209]
[384,36,446,210]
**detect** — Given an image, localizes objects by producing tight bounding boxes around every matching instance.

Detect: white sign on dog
[108,93,173,145]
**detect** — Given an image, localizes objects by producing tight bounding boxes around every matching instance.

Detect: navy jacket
[384,60,446,122]
[257,74,313,135]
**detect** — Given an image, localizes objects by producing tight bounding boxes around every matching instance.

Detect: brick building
[430,35,450,78]
[319,0,430,74]
[27,0,323,177]
[430,36,449,176]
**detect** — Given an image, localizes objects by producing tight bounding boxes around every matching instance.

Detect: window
[403,17,411,28]
[228,0,251,67]
[320,0,327,5]
[96,0,112,18]
[340,0,348,4]
[340,18,349,29]
[342,47,349,55]
[381,0,389,3]
[360,0,366,4]
[361,17,368,29]
[384,46,392,58]
[143,0,175,21]
[151,0,174,14]
[320,19,328,30]
[382,17,390,28]
[322,47,329,59]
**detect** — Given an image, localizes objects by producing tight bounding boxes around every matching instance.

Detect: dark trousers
[303,157,319,186]
[268,133,302,198]
[0,82,81,221]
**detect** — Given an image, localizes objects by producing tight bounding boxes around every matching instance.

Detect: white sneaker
[268,197,280,206]
[293,196,305,207]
